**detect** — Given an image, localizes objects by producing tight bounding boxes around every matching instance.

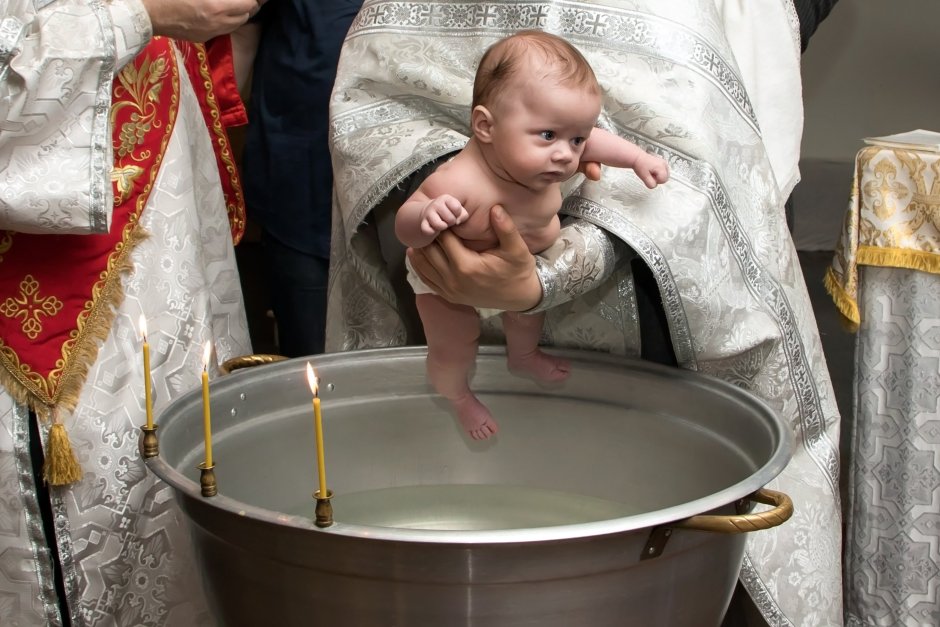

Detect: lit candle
[139,315,154,430]
[202,341,213,468]
[306,363,327,497]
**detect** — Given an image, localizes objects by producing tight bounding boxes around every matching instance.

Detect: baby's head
[472,30,600,113]
[470,31,603,190]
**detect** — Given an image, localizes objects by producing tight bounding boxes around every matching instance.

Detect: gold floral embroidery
[111,164,145,205]
[0,275,63,339]
[864,157,907,222]
[110,53,168,159]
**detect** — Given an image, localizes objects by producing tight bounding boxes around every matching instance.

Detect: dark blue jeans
[261,231,329,357]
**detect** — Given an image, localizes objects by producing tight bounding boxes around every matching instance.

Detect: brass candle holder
[198,461,217,497]
[314,489,334,528]
[140,425,160,458]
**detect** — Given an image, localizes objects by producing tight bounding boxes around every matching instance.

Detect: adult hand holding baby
[407,205,541,312]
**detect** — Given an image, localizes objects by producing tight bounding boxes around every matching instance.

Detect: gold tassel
[44,421,83,486]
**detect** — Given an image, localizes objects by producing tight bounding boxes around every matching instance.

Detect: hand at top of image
[141,0,265,42]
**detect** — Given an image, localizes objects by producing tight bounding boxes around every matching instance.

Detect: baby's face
[487,78,601,191]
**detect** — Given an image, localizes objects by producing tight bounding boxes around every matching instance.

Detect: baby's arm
[582,128,669,189]
[395,176,470,248]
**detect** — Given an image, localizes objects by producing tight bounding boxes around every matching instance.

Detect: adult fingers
[434,228,475,271]
[579,161,602,182]
[406,245,446,294]
[224,0,261,16]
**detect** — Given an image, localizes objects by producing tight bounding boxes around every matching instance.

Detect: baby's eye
[540,130,556,141]
[572,137,586,147]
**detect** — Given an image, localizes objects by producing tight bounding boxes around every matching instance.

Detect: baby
[395,30,669,440]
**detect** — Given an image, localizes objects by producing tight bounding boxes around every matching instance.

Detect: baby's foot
[451,394,499,440]
[508,350,571,384]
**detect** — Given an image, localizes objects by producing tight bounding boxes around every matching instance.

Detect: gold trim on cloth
[177,41,247,244]
[0,38,179,416]
[826,145,940,327]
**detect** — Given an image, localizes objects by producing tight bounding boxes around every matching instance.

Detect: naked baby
[396,30,669,440]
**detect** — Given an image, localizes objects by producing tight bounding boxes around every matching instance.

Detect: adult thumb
[490,205,527,252]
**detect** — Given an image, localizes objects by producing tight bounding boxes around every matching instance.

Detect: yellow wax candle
[313,395,327,497]
[306,362,327,496]
[202,342,213,467]
[139,315,154,429]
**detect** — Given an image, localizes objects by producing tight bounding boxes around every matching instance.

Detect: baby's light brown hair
[472,30,599,110]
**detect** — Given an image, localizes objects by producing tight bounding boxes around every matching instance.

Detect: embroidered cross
[0,274,63,339]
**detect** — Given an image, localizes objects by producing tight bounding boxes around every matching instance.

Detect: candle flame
[138,314,148,341]
[202,341,212,370]
[306,362,319,396]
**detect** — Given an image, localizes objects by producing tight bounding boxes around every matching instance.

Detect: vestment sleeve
[528,219,627,313]
[0,0,151,234]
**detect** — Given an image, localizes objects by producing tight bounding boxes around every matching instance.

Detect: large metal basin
[145,346,792,626]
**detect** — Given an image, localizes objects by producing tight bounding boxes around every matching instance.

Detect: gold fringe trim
[0,225,148,486]
[0,359,45,414]
[823,268,860,332]
[48,225,149,415]
[0,226,149,420]
[44,422,83,486]
[857,245,940,276]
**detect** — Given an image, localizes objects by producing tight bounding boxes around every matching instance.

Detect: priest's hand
[579,160,602,181]
[142,0,265,42]
[407,205,542,312]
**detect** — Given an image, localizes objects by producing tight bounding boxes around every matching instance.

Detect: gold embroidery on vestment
[0,275,63,339]
[111,53,169,159]
[111,165,145,205]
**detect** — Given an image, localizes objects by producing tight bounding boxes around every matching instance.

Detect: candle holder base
[140,425,159,458]
[198,462,217,497]
[314,489,334,528]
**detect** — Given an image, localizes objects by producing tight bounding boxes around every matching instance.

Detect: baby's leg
[502,311,570,383]
[416,294,498,440]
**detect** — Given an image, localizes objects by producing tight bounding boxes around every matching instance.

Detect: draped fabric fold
[0,1,251,621]
[327,2,842,625]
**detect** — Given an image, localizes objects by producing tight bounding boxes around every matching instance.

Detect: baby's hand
[420,195,470,237]
[634,153,670,189]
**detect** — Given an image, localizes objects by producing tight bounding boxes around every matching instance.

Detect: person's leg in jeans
[261,230,329,357]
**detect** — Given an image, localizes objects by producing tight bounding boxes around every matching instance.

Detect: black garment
[244,0,362,258]
[28,412,71,626]
[260,231,329,357]
[794,0,840,52]
[244,0,363,355]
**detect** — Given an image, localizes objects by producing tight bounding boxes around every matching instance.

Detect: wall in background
[792,0,940,250]
[801,0,940,162]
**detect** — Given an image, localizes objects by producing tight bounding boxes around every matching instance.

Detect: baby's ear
[471,105,495,143]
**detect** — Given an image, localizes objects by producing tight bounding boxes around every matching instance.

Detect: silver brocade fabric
[0,0,148,234]
[845,266,940,626]
[327,1,843,626]
[0,3,252,624]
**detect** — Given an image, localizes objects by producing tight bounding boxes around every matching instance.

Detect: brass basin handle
[219,354,288,375]
[673,488,793,534]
